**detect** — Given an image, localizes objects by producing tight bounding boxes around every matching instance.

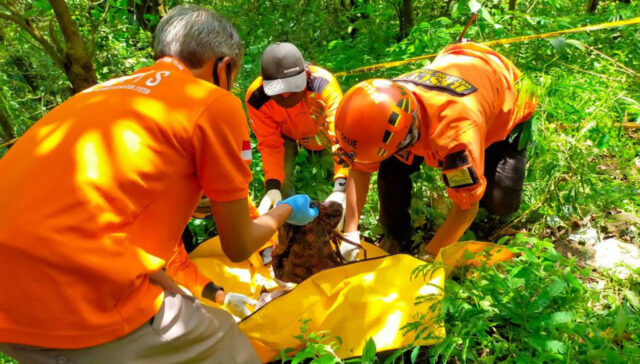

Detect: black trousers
[378,137,526,251]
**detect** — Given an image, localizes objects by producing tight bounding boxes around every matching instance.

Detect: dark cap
[260,42,307,96]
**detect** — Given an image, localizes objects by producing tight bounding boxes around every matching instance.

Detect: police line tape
[0,138,18,149]
[2,17,638,150]
[334,16,640,77]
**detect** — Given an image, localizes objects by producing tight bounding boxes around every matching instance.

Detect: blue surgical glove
[277,194,319,225]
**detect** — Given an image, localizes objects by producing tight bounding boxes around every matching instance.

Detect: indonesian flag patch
[242,140,252,162]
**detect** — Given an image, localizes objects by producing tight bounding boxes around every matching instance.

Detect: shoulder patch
[444,168,477,188]
[394,68,477,96]
[247,85,270,110]
[307,75,329,94]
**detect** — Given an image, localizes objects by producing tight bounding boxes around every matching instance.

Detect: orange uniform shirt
[245,65,347,184]
[0,57,252,348]
[166,240,213,301]
[354,43,536,208]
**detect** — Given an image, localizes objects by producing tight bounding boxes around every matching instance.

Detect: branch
[48,16,64,56]
[617,123,640,129]
[48,0,90,59]
[0,3,64,69]
[585,44,639,76]
[88,1,109,57]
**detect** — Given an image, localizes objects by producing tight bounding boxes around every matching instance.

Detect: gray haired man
[0,5,319,364]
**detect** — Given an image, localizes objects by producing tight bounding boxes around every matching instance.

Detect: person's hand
[340,231,361,262]
[149,271,184,295]
[276,194,319,225]
[224,292,257,319]
[258,189,282,215]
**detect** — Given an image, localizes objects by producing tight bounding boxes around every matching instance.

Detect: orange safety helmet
[334,79,419,166]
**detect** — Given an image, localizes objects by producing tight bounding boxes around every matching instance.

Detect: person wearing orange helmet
[246,43,349,222]
[334,42,537,258]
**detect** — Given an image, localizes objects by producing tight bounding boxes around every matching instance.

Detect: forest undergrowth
[1,0,639,363]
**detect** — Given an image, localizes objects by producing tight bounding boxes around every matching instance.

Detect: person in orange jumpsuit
[245,42,349,221]
[0,6,318,364]
[334,43,537,258]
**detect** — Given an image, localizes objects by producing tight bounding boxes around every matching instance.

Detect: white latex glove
[325,191,346,231]
[340,231,361,262]
[224,292,257,319]
[257,189,282,215]
[417,251,436,263]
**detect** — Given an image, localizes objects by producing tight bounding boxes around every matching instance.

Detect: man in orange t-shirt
[246,42,349,223]
[334,43,537,258]
[0,6,318,363]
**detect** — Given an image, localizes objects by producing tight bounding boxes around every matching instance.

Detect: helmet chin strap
[395,110,421,154]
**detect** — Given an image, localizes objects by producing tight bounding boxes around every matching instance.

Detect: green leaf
[529,335,566,354]
[314,355,339,364]
[532,311,574,328]
[565,39,587,52]
[468,0,482,14]
[480,8,494,25]
[624,289,640,309]
[362,337,377,363]
[410,345,420,363]
[614,304,629,337]
[33,0,52,11]
[547,37,566,52]
[549,311,573,325]
[462,249,477,260]
[23,9,38,18]
[381,348,406,364]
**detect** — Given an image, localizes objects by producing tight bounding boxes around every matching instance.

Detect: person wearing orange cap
[0,6,318,364]
[334,42,537,258]
[246,42,349,223]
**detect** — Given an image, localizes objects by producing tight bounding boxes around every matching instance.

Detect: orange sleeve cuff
[352,161,380,173]
[447,176,486,209]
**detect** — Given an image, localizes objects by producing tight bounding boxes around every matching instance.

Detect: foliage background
[1,0,639,363]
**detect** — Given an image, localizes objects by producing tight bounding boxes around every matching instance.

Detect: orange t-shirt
[354,43,536,208]
[0,57,252,348]
[245,65,347,184]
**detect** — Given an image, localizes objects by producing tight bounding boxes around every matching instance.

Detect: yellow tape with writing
[335,17,640,77]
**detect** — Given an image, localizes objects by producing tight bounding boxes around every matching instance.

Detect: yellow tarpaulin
[192,238,514,362]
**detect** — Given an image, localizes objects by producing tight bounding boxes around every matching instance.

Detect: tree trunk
[0,91,15,148]
[587,0,599,13]
[48,0,97,92]
[398,0,414,40]
[509,0,517,11]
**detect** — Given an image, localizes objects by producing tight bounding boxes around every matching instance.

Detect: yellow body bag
[192,238,513,362]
